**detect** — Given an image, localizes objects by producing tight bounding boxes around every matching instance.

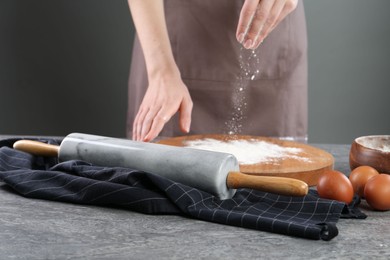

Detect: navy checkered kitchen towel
[0,138,366,241]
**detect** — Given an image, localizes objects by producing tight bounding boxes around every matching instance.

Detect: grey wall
[1,0,389,143]
[305,0,390,144]
[0,0,133,138]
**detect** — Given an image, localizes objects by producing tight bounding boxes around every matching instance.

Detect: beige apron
[127,0,308,141]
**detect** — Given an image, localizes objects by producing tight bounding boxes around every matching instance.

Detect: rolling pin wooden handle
[13,140,60,157]
[227,171,309,197]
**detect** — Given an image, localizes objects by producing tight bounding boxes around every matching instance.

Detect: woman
[127,0,308,142]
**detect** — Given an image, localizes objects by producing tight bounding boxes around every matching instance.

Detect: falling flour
[225,48,261,135]
[185,138,311,165]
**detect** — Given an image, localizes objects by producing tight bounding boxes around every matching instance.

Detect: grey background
[0,0,389,144]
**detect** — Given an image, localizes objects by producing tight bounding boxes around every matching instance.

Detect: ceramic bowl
[350,135,390,174]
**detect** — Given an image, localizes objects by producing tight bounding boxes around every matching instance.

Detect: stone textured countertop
[1,136,389,259]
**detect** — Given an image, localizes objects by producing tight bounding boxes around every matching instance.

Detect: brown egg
[317,170,354,204]
[349,166,379,197]
[364,174,390,211]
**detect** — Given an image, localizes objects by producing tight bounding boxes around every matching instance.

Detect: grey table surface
[1,136,390,259]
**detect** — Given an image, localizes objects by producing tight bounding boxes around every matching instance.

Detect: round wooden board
[157,134,334,186]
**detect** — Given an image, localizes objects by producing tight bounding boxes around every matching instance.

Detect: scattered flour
[224,48,260,135]
[185,138,311,165]
[356,136,390,152]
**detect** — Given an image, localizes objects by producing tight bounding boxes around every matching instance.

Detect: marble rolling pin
[13,133,308,199]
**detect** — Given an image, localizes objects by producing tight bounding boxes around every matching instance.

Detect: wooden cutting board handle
[13,140,60,157]
[227,171,308,197]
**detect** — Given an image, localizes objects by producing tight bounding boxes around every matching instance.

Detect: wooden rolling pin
[13,133,308,199]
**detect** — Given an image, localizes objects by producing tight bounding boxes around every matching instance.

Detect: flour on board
[184,138,311,165]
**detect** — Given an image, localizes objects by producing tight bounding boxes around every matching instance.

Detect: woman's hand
[128,0,192,142]
[236,0,298,49]
[132,70,193,142]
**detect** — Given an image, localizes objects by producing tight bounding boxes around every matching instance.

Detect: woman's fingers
[237,0,298,49]
[242,0,274,49]
[140,106,164,141]
[254,0,285,47]
[133,103,169,142]
[179,96,193,134]
[143,110,171,142]
[132,106,148,141]
[139,97,193,142]
[236,0,259,44]
[143,96,193,142]
[132,85,193,142]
